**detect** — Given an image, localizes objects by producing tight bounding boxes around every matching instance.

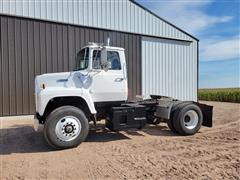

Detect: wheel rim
[183,110,199,130]
[55,116,81,142]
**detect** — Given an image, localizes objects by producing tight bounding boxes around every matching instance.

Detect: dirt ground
[0,101,239,180]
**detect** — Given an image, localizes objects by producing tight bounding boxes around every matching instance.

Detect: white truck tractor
[35,42,213,149]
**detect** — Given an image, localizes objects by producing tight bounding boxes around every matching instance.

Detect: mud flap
[198,103,213,127]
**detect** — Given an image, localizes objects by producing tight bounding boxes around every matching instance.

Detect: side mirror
[101,47,108,71]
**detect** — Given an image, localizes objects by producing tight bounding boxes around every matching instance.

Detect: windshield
[75,48,89,70]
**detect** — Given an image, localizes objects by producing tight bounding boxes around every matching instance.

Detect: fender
[36,87,97,116]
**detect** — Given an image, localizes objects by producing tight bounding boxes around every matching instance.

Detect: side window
[92,50,101,69]
[107,51,121,70]
[92,50,121,70]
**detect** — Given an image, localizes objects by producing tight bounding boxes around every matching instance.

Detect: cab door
[90,49,127,102]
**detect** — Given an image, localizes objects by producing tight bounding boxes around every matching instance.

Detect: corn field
[198,88,240,103]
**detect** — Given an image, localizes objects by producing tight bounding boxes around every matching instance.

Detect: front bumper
[33,114,40,131]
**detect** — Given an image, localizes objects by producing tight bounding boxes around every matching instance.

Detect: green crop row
[198,88,240,103]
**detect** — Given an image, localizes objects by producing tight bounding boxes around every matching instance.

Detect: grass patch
[198,88,240,103]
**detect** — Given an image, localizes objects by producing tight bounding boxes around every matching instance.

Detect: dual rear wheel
[167,103,203,135]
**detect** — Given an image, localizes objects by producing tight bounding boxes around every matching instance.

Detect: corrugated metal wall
[0,15,142,116]
[142,37,197,101]
[0,0,195,42]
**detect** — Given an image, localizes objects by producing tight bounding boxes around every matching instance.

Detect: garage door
[141,37,198,101]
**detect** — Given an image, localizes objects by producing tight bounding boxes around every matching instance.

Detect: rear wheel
[167,115,177,133]
[44,106,89,149]
[167,102,190,133]
[173,103,203,135]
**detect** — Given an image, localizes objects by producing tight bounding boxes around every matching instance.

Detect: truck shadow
[0,125,51,155]
[142,124,179,136]
[87,124,130,142]
[0,124,130,155]
[0,123,176,155]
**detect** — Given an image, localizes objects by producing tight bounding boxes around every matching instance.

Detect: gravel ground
[0,101,239,180]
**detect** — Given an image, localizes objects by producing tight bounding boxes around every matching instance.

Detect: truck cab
[35,42,213,150]
[35,43,127,118]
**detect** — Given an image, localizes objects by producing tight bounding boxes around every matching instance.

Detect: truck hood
[35,71,91,93]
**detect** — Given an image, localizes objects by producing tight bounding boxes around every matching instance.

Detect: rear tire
[173,103,203,135]
[43,106,89,149]
[167,114,177,133]
[167,102,190,133]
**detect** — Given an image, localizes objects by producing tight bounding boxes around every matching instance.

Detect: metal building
[0,0,198,116]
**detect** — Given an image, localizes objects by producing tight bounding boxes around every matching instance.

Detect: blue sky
[137,0,240,88]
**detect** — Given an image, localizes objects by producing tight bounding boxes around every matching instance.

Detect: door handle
[115,78,124,82]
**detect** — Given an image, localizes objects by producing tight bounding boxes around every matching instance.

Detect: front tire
[44,106,89,149]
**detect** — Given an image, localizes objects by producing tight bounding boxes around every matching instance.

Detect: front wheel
[44,106,89,149]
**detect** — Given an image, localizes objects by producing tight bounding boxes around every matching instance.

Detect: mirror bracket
[100,46,108,71]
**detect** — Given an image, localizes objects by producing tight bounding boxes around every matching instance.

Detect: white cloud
[141,0,238,62]
[200,36,240,61]
[146,0,234,36]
